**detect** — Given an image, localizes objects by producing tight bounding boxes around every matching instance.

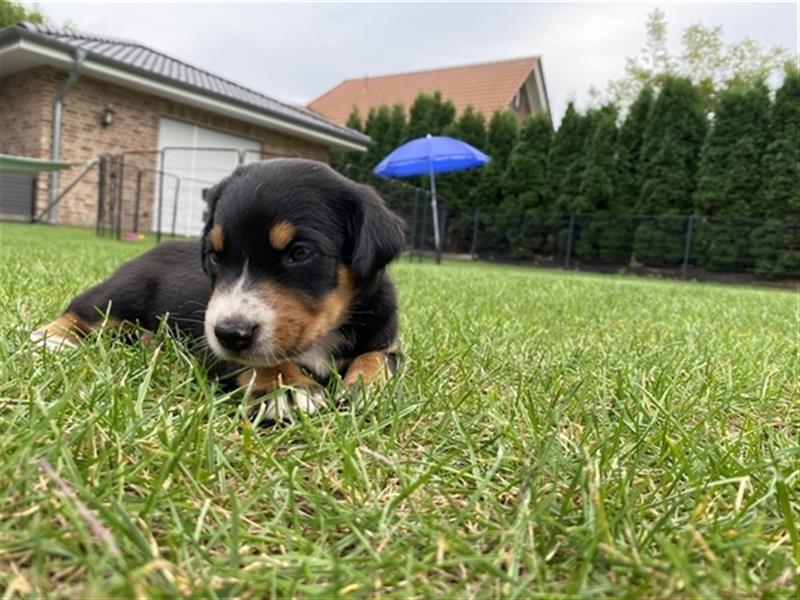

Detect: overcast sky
[30,2,799,125]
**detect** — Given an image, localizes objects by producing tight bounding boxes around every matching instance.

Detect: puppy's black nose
[214,319,257,351]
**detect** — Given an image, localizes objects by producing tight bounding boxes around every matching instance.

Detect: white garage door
[154,117,261,237]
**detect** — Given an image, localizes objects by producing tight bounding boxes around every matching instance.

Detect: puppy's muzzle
[214,318,258,351]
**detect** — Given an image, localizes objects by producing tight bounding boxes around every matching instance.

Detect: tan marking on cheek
[303,265,354,345]
[236,362,314,394]
[263,265,355,355]
[269,220,295,250]
[344,351,389,386]
[210,225,224,252]
[266,288,316,352]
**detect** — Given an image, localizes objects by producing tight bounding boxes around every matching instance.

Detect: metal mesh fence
[96,147,323,240]
[342,163,800,281]
[90,154,798,281]
[461,210,799,279]
[97,148,243,240]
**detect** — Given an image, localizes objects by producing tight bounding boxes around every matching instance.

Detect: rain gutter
[48,47,87,223]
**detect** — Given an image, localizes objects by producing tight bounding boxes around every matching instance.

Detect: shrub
[633,217,687,266]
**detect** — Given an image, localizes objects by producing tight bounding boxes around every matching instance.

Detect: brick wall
[0,68,60,219]
[0,66,333,229]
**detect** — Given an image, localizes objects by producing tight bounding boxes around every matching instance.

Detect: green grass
[1,222,798,598]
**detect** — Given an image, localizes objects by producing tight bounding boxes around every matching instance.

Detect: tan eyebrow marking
[209,225,224,252]
[269,220,295,250]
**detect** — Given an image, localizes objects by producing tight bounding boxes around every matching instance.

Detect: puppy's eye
[287,243,315,264]
[208,252,220,268]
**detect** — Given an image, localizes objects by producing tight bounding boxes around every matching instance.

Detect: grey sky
[32,2,799,125]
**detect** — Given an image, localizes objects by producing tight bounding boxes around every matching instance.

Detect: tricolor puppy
[33,159,405,420]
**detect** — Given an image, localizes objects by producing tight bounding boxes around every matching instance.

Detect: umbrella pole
[429,168,442,264]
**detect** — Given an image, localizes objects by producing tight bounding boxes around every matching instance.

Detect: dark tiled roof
[12,22,369,147]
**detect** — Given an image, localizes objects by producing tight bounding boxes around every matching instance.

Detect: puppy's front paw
[257,386,327,423]
[30,329,79,351]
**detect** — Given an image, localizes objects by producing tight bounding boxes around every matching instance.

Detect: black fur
[60,159,405,386]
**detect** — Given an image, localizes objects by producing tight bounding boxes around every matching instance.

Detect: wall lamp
[101,104,115,128]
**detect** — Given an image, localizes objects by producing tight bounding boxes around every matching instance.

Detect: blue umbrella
[374,134,490,263]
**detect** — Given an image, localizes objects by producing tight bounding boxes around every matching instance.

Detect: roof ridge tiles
[20,21,143,48]
[342,55,540,83]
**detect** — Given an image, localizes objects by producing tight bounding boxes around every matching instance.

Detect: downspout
[48,48,87,223]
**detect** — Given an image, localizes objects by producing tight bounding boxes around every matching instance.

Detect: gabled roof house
[309,56,552,126]
[0,22,369,233]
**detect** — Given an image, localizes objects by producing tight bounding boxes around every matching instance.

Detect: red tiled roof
[309,56,541,125]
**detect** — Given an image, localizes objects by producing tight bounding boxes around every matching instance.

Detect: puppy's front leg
[343,344,400,388]
[237,362,325,420]
[31,312,90,349]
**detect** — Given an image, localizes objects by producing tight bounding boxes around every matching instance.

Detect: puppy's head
[201,159,405,367]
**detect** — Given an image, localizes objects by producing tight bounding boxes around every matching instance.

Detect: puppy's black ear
[200,177,228,275]
[349,183,406,280]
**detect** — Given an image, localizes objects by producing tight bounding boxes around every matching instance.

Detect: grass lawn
[1,222,797,598]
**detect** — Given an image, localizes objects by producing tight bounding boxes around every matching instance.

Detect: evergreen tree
[470,110,519,255]
[555,109,600,213]
[546,103,585,211]
[501,114,551,209]
[441,105,488,211]
[346,107,364,132]
[447,106,487,148]
[692,81,772,271]
[749,221,800,279]
[363,105,393,172]
[386,104,407,155]
[751,67,800,278]
[615,86,654,212]
[638,76,707,214]
[331,107,365,174]
[579,104,618,212]
[499,114,552,257]
[574,105,630,262]
[760,67,800,220]
[471,110,519,209]
[634,76,707,266]
[694,82,771,217]
[406,91,456,140]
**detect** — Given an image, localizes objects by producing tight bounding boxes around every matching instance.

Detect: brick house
[0,22,369,235]
[308,56,552,126]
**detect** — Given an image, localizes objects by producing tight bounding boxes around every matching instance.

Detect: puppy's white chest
[295,331,346,379]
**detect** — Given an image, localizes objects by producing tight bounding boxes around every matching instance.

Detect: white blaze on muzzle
[204,267,277,365]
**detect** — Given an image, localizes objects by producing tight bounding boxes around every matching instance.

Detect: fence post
[564,212,575,269]
[156,151,165,244]
[681,214,694,279]
[419,191,428,263]
[437,198,447,264]
[470,208,480,258]
[115,156,125,240]
[171,178,181,238]
[409,190,419,262]
[132,168,143,233]
[96,157,106,236]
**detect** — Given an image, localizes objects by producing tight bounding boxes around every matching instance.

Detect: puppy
[33,159,406,420]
